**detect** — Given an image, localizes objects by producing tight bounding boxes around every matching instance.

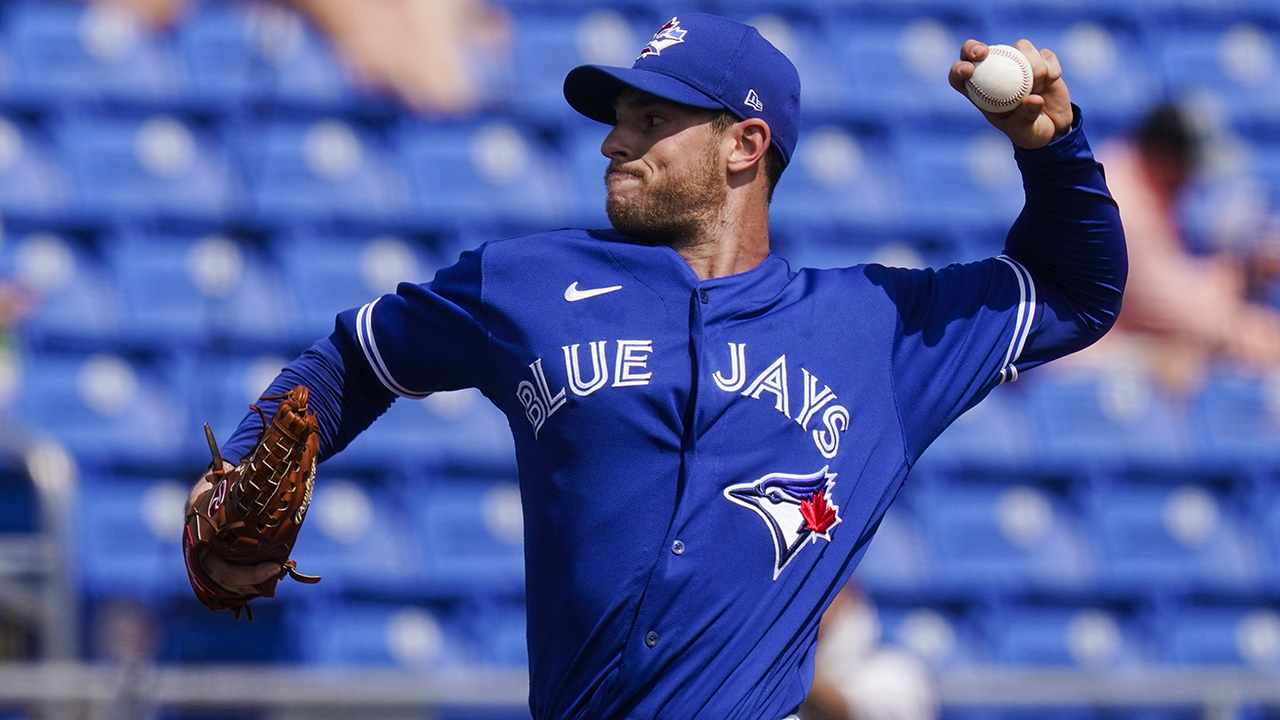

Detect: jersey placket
[604,282,709,703]
[600,260,795,714]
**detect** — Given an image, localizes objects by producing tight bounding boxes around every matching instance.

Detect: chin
[606,210,678,247]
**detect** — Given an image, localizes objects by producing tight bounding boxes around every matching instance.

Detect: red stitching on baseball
[970,46,1032,109]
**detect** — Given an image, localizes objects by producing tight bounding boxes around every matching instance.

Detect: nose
[601,124,633,162]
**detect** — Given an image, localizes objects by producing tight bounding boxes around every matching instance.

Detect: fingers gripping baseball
[949,39,1073,150]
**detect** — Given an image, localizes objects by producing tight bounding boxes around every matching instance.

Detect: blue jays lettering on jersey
[222,115,1124,719]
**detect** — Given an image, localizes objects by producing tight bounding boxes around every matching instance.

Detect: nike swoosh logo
[565,282,623,302]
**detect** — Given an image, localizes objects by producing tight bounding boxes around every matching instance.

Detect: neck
[673,193,771,281]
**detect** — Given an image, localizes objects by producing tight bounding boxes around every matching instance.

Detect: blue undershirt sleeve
[882,107,1126,462]
[1003,105,1128,368]
[219,247,491,464]
[220,334,395,464]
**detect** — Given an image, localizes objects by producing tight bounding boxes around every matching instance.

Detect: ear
[726,118,771,175]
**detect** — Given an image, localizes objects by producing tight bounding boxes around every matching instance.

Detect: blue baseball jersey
[224,115,1124,719]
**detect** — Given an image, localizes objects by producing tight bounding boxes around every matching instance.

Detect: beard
[604,138,727,247]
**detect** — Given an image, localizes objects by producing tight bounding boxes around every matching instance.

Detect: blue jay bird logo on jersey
[724,467,841,580]
[638,18,687,59]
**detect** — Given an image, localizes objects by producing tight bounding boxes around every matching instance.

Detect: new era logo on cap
[563,13,802,166]
[638,17,687,60]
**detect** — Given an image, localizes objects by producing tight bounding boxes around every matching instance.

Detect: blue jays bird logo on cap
[725,467,841,580]
[638,17,687,60]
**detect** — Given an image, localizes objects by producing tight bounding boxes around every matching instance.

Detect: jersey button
[699,290,709,303]
[645,630,659,647]
[671,540,685,555]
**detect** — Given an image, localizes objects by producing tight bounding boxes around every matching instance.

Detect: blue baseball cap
[564,13,801,166]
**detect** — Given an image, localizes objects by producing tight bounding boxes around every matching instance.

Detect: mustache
[605,163,645,182]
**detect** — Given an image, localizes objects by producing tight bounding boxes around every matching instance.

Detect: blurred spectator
[800,583,937,720]
[0,224,31,354]
[88,0,189,27]
[1071,104,1280,396]
[0,282,28,337]
[82,0,511,114]
[291,0,510,114]
[0,261,30,414]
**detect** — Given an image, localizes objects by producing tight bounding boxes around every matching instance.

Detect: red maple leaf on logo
[799,490,838,537]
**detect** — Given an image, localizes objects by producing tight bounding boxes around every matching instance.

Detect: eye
[645,113,667,129]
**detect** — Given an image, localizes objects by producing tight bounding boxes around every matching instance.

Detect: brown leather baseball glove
[183,385,322,620]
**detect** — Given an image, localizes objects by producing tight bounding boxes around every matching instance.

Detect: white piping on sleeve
[995,255,1037,385]
[356,299,431,399]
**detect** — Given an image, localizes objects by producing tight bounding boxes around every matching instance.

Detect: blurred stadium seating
[0,0,1278,718]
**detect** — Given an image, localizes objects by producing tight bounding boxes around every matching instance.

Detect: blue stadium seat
[339,390,517,473]
[192,352,292,445]
[14,351,193,468]
[877,602,985,668]
[1155,23,1280,132]
[917,383,1035,469]
[76,475,190,599]
[509,9,646,121]
[274,230,435,341]
[296,601,474,668]
[0,458,37,534]
[984,604,1144,668]
[715,13,854,118]
[399,119,571,231]
[240,5,364,111]
[562,124,613,228]
[1091,482,1260,593]
[1191,372,1280,464]
[106,230,296,348]
[1260,493,1280,590]
[160,595,296,662]
[892,126,1027,235]
[0,36,20,104]
[105,231,210,346]
[1249,136,1280,209]
[915,483,1093,591]
[770,124,906,230]
[0,114,70,219]
[172,0,263,107]
[467,601,529,668]
[403,478,525,595]
[1162,605,1280,667]
[6,0,185,105]
[288,478,419,592]
[982,17,1155,133]
[831,16,986,124]
[778,230,903,271]
[828,0,988,19]
[854,504,934,593]
[241,116,412,224]
[215,250,300,348]
[776,214,961,270]
[941,709,1098,720]
[55,111,241,221]
[0,230,122,344]
[1024,370,1194,466]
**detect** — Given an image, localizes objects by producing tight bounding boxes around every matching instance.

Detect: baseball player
[186,13,1125,720]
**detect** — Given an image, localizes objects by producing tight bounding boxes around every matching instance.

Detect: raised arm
[951,39,1126,363]
[884,39,1125,462]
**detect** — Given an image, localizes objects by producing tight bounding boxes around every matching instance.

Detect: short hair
[1135,103,1203,172]
[711,111,786,203]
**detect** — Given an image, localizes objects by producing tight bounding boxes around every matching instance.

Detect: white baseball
[965,44,1033,114]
